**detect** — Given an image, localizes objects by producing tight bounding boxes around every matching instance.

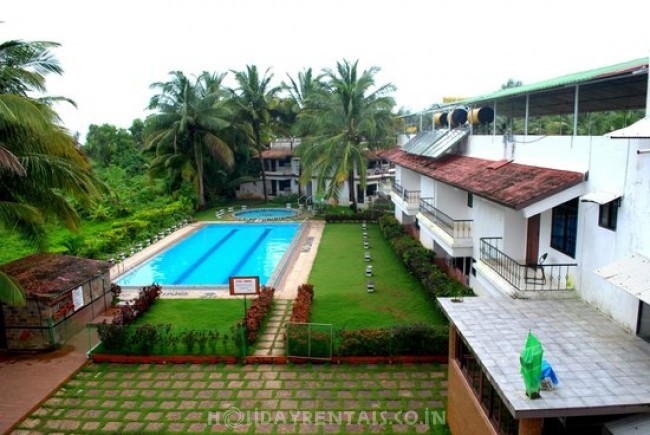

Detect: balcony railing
[419,198,472,239]
[391,181,420,205]
[480,237,577,291]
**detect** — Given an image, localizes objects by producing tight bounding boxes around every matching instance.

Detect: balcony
[391,181,420,204]
[417,198,473,257]
[390,181,421,216]
[265,165,295,176]
[419,198,472,239]
[479,238,577,292]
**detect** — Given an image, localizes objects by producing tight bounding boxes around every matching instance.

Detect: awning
[403,128,469,159]
[606,117,650,139]
[595,254,650,305]
[580,191,623,205]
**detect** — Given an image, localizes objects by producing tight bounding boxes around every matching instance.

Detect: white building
[386,57,650,434]
[237,137,394,207]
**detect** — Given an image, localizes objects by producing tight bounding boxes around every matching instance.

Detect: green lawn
[96,299,246,356]
[308,223,446,329]
[133,299,244,329]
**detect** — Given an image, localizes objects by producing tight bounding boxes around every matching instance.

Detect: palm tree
[296,60,396,212]
[0,39,104,306]
[231,65,282,202]
[146,71,234,209]
[284,68,324,136]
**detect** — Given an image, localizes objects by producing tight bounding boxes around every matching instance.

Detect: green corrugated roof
[458,57,648,106]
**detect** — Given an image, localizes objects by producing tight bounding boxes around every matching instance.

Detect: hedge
[336,324,448,356]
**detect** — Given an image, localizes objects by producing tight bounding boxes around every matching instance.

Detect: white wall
[420,177,434,198]
[502,207,527,261]
[435,183,472,220]
[465,135,592,173]
[472,197,505,256]
[399,168,420,191]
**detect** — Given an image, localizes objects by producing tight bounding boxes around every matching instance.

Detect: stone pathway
[12,362,449,434]
[253,299,293,357]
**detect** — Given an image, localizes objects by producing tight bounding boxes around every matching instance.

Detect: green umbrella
[520,331,543,398]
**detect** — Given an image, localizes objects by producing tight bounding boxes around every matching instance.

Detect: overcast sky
[3,0,649,141]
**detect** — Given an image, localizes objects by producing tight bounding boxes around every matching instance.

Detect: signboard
[72,286,85,311]
[229,276,260,296]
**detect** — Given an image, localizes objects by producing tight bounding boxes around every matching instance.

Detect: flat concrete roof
[438,297,650,419]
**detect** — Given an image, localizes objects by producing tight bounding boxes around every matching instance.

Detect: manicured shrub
[131,324,159,354]
[237,286,275,345]
[109,284,162,326]
[337,328,392,356]
[289,283,314,323]
[378,215,403,239]
[335,324,449,356]
[324,211,378,223]
[97,323,128,351]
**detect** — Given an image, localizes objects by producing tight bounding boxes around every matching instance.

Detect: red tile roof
[260,149,294,159]
[382,148,585,209]
[1,254,110,300]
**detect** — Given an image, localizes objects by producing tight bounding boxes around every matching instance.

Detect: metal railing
[391,181,421,205]
[479,237,577,291]
[419,198,472,239]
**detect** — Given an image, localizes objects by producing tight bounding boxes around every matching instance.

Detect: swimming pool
[116,223,299,287]
[233,208,299,220]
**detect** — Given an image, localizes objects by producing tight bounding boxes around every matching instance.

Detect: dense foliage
[0,39,106,305]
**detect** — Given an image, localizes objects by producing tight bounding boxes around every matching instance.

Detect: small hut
[0,254,112,351]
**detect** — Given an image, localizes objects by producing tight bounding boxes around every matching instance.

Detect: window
[467,192,474,208]
[598,199,620,230]
[456,333,519,435]
[551,198,579,258]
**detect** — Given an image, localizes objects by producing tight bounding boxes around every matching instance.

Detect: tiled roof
[382,148,584,209]
[260,149,294,159]
[439,297,650,418]
[0,254,110,300]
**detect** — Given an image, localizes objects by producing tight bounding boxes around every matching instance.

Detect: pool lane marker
[227,228,272,278]
[172,229,238,285]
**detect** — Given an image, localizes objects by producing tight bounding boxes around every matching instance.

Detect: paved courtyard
[11,362,449,434]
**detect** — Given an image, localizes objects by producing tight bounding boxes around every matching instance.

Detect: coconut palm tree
[296,60,396,211]
[146,71,234,209]
[231,65,282,202]
[0,39,104,305]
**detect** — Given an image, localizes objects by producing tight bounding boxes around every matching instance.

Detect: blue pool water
[116,223,299,286]
[233,208,298,220]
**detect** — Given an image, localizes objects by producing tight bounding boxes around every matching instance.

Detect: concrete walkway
[275,221,324,300]
[0,328,94,434]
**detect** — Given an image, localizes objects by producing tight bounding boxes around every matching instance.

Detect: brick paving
[11,363,449,434]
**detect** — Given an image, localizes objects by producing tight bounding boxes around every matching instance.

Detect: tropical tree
[146,71,234,209]
[296,59,396,212]
[231,65,282,202]
[284,68,324,136]
[0,39,104,305]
